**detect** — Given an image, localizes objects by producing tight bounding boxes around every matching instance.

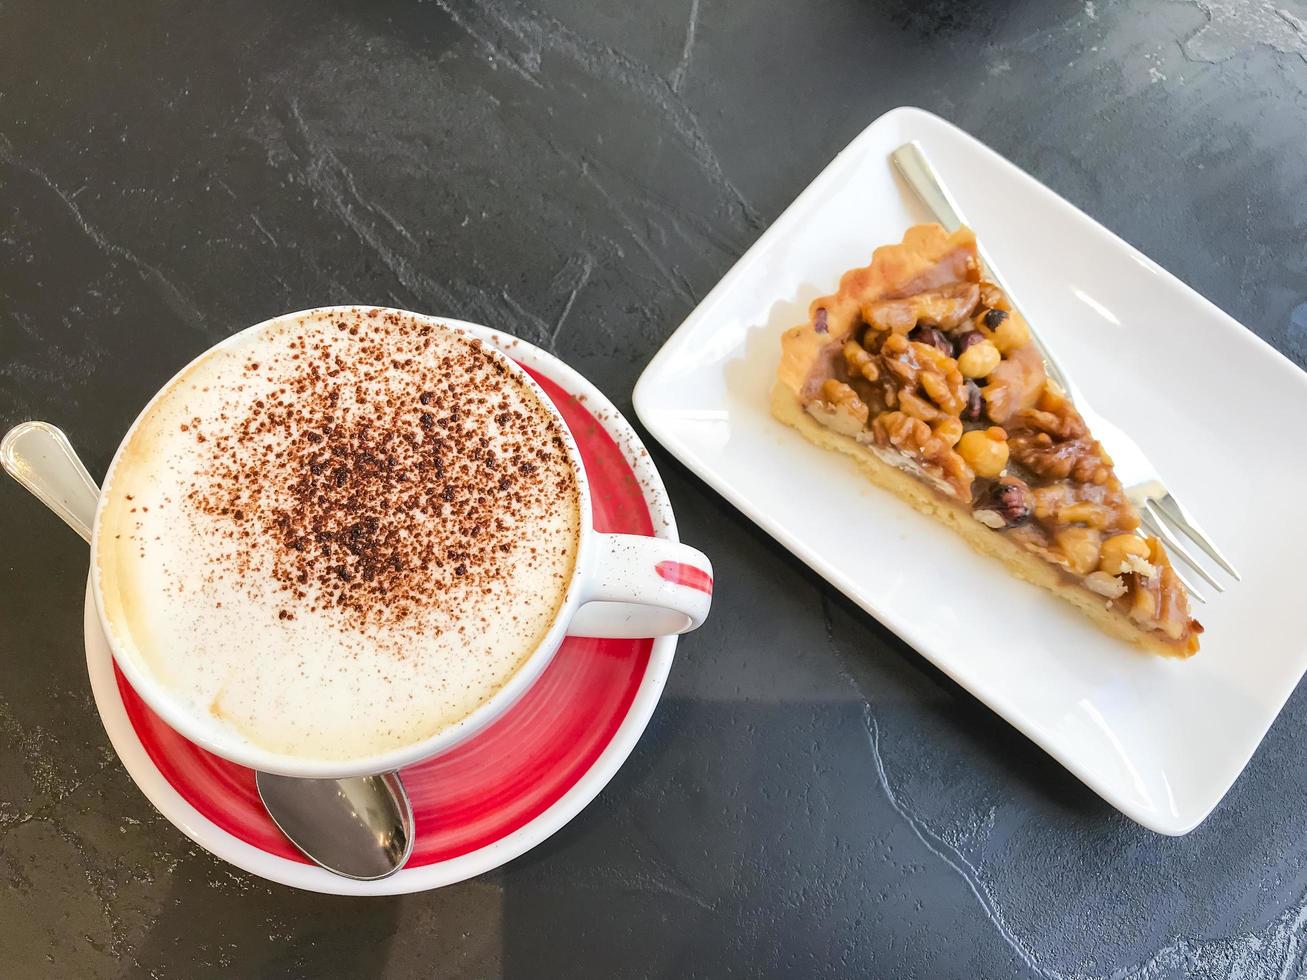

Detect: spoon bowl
[256,771,414,880]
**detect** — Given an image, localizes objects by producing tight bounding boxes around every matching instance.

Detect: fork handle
[889,142,967,233]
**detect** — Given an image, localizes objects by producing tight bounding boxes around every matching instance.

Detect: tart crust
[773,223,1200,656]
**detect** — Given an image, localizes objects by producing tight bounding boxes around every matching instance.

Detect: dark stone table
[3,1,1306,976]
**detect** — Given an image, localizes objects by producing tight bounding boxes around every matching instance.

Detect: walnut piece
[1013,387,1087,441]
[871,410,972,498]
[881,333,967,416]
[806,379,869,437]
[1029,481,1137,533]
[1009,431,1111,485]
[842,339,879,382]
[862,282,980,334]
[1007,386,1113,484]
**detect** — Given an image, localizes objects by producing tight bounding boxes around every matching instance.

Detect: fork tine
[1141,503,1223,592]
[1151,492,1240,581]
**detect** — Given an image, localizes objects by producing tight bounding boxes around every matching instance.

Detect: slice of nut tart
[772,223,1202,656]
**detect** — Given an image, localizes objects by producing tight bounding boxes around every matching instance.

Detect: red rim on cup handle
[569,535,713,639]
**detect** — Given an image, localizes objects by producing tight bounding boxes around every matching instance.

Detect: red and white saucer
[84,323,682,895]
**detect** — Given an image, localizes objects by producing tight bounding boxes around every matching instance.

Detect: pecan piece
[972,475,1033,528]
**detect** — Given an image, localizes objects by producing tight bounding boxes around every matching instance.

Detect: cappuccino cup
[91,307,711,778]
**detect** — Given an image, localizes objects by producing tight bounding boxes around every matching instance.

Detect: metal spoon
[1,420,415,881]
[256,770,413,880]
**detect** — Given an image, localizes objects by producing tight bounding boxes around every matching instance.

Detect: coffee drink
[97,309,581,761]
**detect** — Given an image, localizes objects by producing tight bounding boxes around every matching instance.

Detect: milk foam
[97,310,581,762]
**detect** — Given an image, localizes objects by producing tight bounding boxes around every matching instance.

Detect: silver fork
[890,141,1238,603]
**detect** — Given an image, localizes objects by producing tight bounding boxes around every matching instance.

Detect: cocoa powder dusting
[187,310,579,631]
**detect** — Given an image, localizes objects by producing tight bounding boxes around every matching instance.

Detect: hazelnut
[957,426,1009,478]
[1055,526,1103,576]
[990,314,1032,354]
[957,339,1002,379]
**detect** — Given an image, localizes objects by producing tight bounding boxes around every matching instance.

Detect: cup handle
[567,534,713,639]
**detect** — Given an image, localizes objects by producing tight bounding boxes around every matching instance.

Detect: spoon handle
[1,421,100,544]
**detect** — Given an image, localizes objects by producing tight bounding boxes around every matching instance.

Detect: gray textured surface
[2,0,1307,977]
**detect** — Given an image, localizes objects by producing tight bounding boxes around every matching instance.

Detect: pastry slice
[772,223,1201,656]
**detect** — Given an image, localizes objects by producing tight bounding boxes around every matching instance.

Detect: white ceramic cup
[90,308,713,779]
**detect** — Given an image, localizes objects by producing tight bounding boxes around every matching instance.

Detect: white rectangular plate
[633,107,1307,835]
